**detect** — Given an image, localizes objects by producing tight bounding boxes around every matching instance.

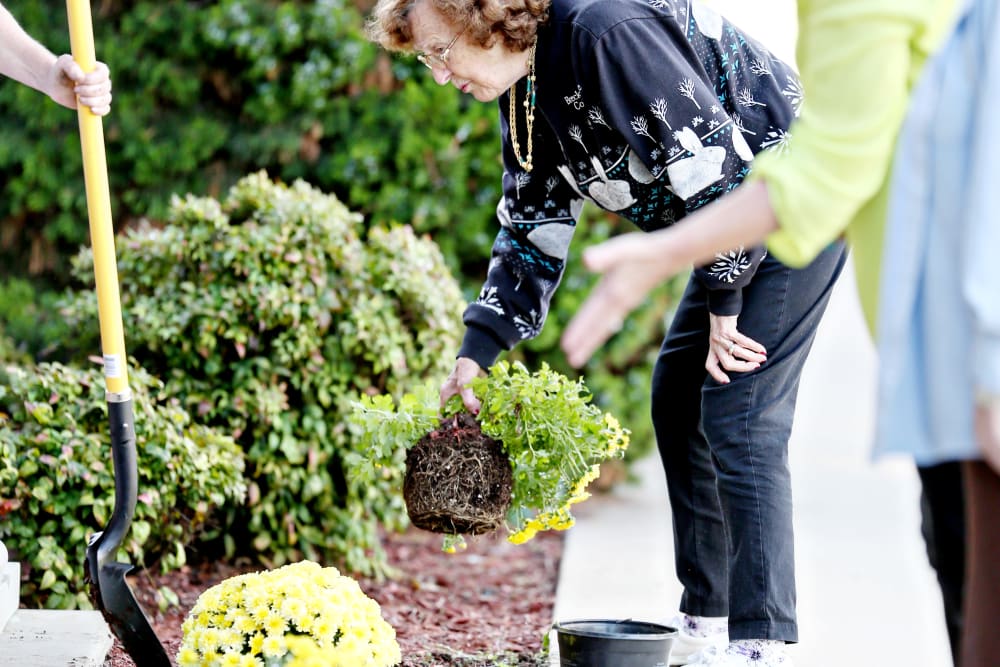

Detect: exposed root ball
[403,412,513,535]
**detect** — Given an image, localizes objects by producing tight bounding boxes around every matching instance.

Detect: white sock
[728,639,786,658]
[681,614,728,637]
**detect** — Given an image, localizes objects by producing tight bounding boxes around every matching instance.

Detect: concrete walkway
[550,266,953,666]
[0,610,113,666]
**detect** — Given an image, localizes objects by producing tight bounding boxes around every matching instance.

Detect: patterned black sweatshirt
[459,0,801,368]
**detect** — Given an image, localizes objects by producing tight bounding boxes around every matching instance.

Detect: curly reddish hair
[366,0,550,53]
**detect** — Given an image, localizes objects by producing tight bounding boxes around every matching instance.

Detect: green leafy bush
[0,329,27,365]
[0,279,75,362]
[0,0,499,283]
[0,361,245,609]
[58,172,467,575]
[348,361,630,551]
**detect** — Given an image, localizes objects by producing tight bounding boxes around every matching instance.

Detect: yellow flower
[312,614,335,639]
[442,534,467,553]
[197,649,222,665]
[604,413,621,431]
[261,634,286,659]
[509,523,539,544]
[218,627,244,653]
[235,615,257,635]
[179,561,400,667]
[176,646,200,667]
[262,610,288,636]
[549,512,575,531]
[220,652,243,666]
[572,465,601,496]
[200,627,223,653]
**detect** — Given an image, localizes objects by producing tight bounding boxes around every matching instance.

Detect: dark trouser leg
[917,461,966,665]
[652,242,846,643]
[960,461,1000,667]
[653,276,729,618]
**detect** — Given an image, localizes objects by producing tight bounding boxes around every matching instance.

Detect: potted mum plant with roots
[348,360,631,551]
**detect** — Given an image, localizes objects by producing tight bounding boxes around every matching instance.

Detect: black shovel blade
[85,548,171,666]
[84,397,171,666]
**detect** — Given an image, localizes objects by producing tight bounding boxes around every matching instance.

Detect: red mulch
[102,526,562,666]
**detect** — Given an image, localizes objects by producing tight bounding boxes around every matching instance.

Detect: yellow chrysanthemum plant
[177,560,401,667]
[348,360,631,551]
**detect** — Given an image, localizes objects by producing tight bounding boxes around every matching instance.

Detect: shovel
[66,1,171,664]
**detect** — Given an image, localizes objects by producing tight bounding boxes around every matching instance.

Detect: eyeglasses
[416,27,465,70]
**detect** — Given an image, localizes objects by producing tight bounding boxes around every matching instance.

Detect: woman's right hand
[440,357,485,414]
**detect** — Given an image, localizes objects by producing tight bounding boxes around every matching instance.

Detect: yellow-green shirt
[749,0,957,331]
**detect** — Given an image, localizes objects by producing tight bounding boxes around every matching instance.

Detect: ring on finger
[727,341,736,355]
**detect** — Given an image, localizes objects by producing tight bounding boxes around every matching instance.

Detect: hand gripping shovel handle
[66,2,170,664]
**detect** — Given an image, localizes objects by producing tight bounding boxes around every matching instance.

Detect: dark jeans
[651,242,846,643]
[917,461,965,666]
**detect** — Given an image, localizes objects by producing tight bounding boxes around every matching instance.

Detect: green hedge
[0,361,245,609]
[58,172,467,575]
[0,0,499,282]
[0,330,28,366]
[0,279,76,362]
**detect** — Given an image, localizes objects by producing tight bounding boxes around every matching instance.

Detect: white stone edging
[0,539,19,633]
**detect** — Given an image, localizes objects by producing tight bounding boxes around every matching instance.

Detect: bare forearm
[0,4,57,92]
[657,179,780,271]
[565,179,782,368]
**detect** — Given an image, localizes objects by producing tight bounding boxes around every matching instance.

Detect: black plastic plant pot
[553,619,678,667]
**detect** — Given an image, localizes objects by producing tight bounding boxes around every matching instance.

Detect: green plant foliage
[348,361,630,549]
[0,0,499,283]
[0,329,28,366]
[58,172,467,575]
[0,278,75,362]
[0,361,246,609]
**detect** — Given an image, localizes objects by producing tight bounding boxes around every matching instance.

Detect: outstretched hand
[561,181,784,369]
[46,54,112,115]
[561,231,685,368]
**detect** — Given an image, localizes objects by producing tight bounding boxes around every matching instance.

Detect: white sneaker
[667,614,728,666]
[683,640,793,666]
[681,644,724,665]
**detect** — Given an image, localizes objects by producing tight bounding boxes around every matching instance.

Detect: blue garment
[875,0,1000,466]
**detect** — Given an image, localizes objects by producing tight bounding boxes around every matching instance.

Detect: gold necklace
[509,41,537,172]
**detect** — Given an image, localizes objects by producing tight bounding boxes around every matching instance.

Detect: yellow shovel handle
[66,0,129,394]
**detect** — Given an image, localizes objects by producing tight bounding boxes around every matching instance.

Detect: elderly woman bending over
[367,2,848,666]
